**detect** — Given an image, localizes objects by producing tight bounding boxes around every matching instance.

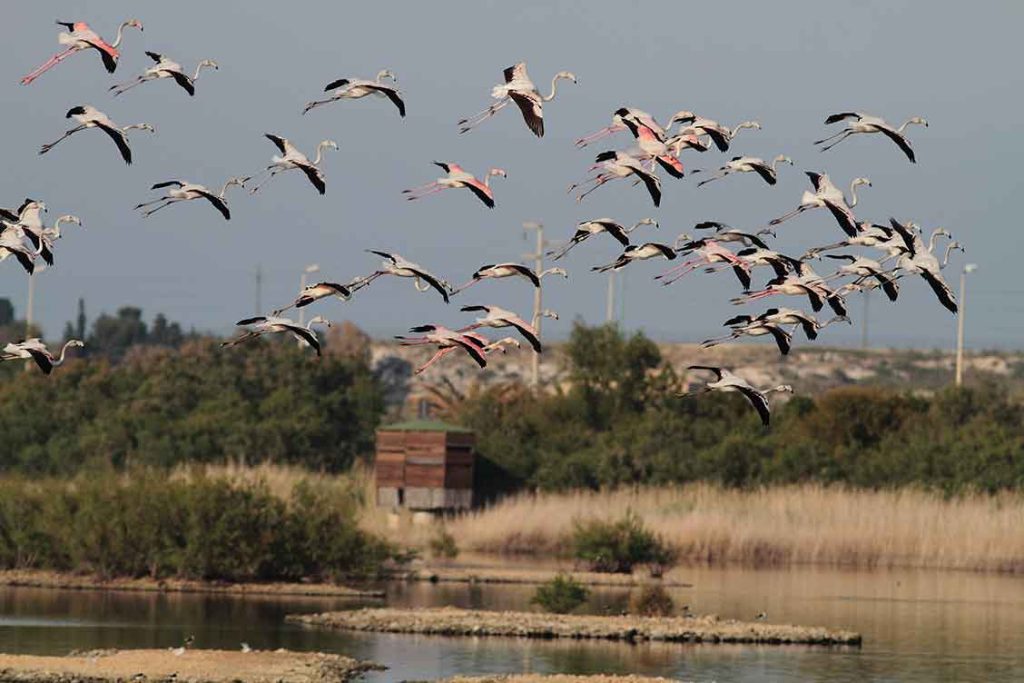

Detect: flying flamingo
[110,52,219,97]
[248,134,338,195]
[134,177,247,220]
[39,105,155,165]
[624,123,685,178]
[547,217,658,260]
[821,254,900,301]
[702,316,794,355]
[21,19,143,85]
[887,219,962,313]
[349,250,451,303]
[682,366,793,427]
[458,62,577,137]
[815,112,928,162]
[406,329,522,375]
[452,263,567,294]
[693,221,775,248]
[593,243,677,273]
[303,69,406,117]
[0,339,84,374]
[732,269,849,317]
[657,238,751,287]
[395,325,489,372]
[0,229,37,274]
[221,315,331,356]
[403,162,506,208]
[5,213,82,267]
[575,108,698,148]
[694,155,793,187]
[769,172,871,237]
[275,282,352,315]
[802,222,899,259]
[725,308,850,341]
[458,304,544,352]
[672,113,761,152]
[569,151,663,206]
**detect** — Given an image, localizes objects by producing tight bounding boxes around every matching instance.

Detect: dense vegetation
[458,323,1024,494]
[531,573,590,614]
[572,511,676,574]
[0,470,392,581]
[0,338,384,473]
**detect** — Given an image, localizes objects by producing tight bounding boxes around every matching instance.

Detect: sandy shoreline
[287,606,862,646]
[440,677,683,683]
[0,648,381,683]
[0,570,384,599]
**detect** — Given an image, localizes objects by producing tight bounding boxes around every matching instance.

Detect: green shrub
[572,510,676,574]
[428,527,459,559]
[629,583,675,616]
[531,573,589,614]
[0,470,392,582]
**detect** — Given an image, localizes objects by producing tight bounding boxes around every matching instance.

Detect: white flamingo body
[816,112,928,162]
[459,62,576,137]
[593,243,676,273]
[350,250,451,303]
[136,177,246,220]
[696,155,793,187]
[1,339,84,374]
[770,172,870,237]
[222,315,330,355]
[458,304,543,352]
[39,105,154,165]
[548,217,657,260]
[683,366,792,426]
[571,151,662,206]
[249,134,337,195]
[110,52,218,97]
[303,70,406,117]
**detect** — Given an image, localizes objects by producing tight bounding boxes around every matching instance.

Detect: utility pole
[605,271,615,323]
[25,265,46,337]
[861,291,869,350]
[297,263,320,327]
[522,222,546,388]
[255,265,263,316]
[955,263,978,387]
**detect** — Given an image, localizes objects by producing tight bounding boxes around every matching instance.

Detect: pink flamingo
[458,304,545,352]
[409,330,522,375]
[575,107,696,148]
[403,162,506,208]
[569,151,663,206]
[657,238,751,287]
[395,325,489,373]
[21,19,143,85]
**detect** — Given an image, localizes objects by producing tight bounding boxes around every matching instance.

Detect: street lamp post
[297,263,320,327]
[25,265,47,337]
[955,263,978,387]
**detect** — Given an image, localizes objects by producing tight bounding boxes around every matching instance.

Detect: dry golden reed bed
[444,484,1024,573]
[172,464,1024,573]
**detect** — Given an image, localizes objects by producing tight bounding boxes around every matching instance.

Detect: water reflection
[0,564,1022,682]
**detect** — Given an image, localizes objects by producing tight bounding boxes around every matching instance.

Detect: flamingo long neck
[312,143,331,165]
[483,170,503,188]
[111,21,133,48]
[848,181,863,208]
[941,242,959,267]
[896,118,921,134]
[53,341,78,367]
[192,62,214,81]
[927,229,949,253]
[543,74,566,102]
[219,180,243,198]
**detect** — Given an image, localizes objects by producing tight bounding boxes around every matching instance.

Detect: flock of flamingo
[0,17,964,425]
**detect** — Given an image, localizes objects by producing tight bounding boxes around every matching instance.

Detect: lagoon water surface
[1,564,1022,682]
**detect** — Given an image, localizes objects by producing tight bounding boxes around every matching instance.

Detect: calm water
[1,565,1023,682]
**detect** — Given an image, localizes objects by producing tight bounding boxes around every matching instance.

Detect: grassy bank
[445,485,1024,573]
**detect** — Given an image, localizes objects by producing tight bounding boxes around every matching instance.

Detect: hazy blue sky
[2,1,1021,349]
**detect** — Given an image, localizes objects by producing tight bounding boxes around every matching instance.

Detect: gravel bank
[0,648,381,683]
[287,606,861,646]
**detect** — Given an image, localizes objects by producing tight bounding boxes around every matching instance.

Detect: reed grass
[444,484,1024,573]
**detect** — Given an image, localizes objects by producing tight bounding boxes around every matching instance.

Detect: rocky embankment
[0,648,381,683]
[287,606,861,646]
